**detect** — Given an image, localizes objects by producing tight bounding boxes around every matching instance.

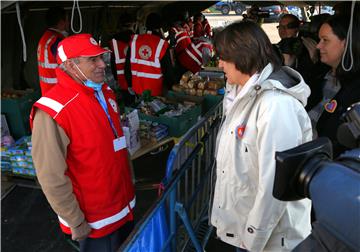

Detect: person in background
[176,35,213,74]
[277,14,299,39]
[245,5,264,25]
[31,34,135,252]
[167,16,192,54]
[277,14,332,84]
[211,21,312,252]
[126,13,176,96]
[182,13,194,38]
[193,13,205,39]
[37,7,69,95]
[307,14,360,157]
[176,12,213,74]
[109,14,135,105]
[277,14,317,80]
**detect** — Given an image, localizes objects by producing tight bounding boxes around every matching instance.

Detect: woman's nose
[316,41,322,50]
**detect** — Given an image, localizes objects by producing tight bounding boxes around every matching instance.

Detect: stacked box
[149,122,168,142]
[1,146,12,172]
[139,120,169,143]
[5,136,36,177]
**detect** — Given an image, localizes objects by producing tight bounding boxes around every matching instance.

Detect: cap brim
[77,48,110,58]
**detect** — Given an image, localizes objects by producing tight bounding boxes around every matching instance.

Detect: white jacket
[211,64,312,252]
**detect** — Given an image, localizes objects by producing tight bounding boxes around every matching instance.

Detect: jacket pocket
[231,183,254,214]
[240,140,257,173]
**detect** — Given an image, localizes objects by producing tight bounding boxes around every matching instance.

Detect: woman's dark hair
[324,11,360,82]
[280,14,300,29]
[214,21,281,75]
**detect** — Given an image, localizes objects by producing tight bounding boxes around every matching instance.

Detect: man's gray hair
[72,58,80,64]
[59,63,66,71]
[59,58,80,71]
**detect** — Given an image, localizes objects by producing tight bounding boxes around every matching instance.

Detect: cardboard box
[122,109,141,155]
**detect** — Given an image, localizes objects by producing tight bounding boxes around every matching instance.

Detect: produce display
[127,92,201,137]
[172,71,224,96]
[1,89,35,99]
[136,97,196,118]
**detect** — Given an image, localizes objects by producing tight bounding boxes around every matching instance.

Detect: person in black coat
[307,12,360,157]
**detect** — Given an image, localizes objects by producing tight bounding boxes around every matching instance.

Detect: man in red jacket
[37,7,69,95]
[126,13,177,96]
[31,34,135,252]
[109,15,136,106]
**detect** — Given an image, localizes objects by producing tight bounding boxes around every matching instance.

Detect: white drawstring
[16,2,27,62]
[342,0,355,72]
[71,0,82,33]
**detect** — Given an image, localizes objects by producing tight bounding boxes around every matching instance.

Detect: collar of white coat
[229,63,273,108]
[223,72,259,115]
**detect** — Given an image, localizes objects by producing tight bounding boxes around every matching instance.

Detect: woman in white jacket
[211,21,313,252]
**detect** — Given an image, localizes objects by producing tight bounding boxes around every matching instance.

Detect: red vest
[30,69,135,238]
[193,21,204,38]
[37,29,64,95]
[129,33,168,96]
[183,20,193,38]
[171,27,191,54]
[109,39,129,90]
[178,40,213,74]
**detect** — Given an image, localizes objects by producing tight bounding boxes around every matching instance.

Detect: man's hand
[70,220,91,241]
[301,37,319,63]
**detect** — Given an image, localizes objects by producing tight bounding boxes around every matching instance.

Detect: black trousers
[79,221,134,252]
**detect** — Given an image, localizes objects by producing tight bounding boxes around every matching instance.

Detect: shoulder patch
[108,98,118,113]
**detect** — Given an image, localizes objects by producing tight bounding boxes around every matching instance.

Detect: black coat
[307,72,360,157]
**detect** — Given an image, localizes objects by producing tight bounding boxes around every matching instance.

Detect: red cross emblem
[139,45,152,59]
[142,48,149,56]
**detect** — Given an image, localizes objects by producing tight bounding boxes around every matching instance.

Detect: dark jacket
[307,72,360,157]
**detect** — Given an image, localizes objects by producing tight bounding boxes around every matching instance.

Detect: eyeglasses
[277,25,289,30]
[277,22,299,30]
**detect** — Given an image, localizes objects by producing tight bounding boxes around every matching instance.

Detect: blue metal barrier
[119,101,223,252]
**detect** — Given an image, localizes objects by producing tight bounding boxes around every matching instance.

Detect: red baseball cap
[57,33,109,64]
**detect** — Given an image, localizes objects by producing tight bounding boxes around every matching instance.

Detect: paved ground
[205,12,281,44]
